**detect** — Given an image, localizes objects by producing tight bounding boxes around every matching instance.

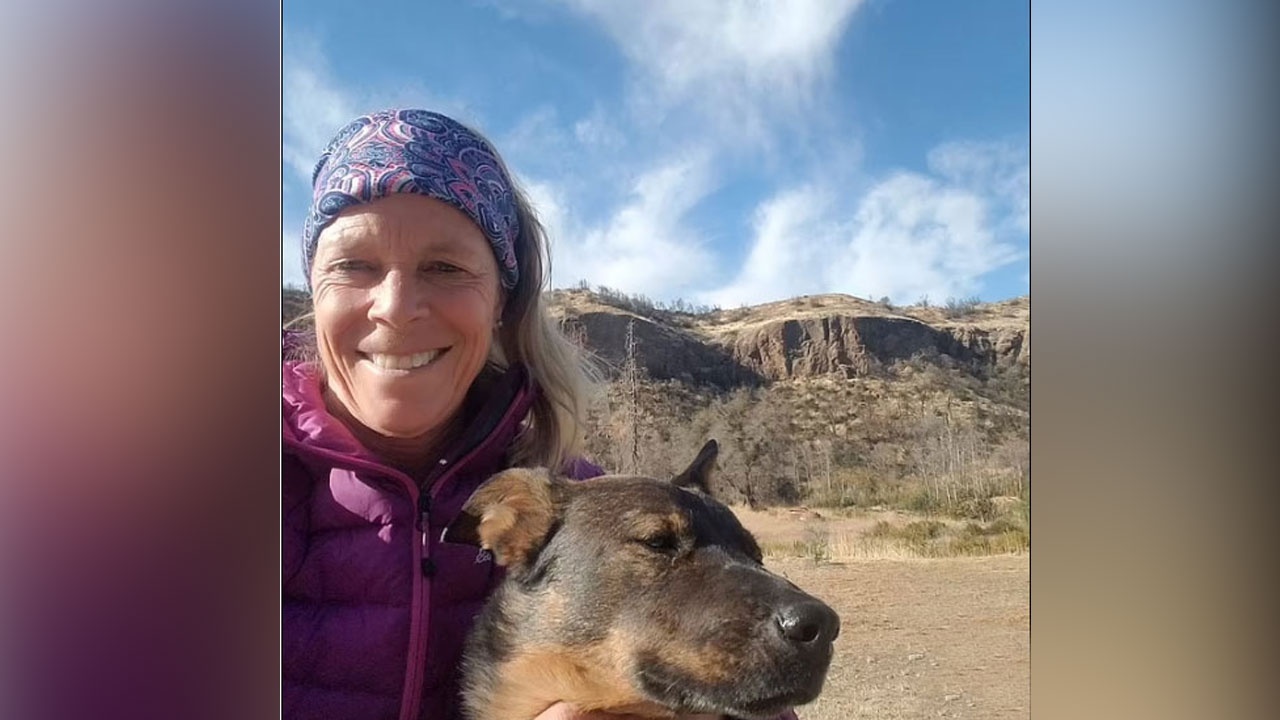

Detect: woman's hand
[532,702,721,719]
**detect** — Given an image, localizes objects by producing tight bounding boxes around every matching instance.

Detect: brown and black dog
[443,440,840,720]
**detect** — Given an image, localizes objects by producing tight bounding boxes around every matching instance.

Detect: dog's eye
[637,533,680,554]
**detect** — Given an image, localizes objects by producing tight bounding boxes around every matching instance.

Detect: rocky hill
[552,289,1029,513]
[547,289,1028,386]
[282,286,1030,513]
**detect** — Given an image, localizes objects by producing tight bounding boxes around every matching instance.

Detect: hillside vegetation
[282,285,1030,524]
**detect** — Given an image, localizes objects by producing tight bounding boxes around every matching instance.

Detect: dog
[443,440,841,720]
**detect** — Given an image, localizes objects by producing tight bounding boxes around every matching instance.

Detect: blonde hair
[284,173,599,473]
[497,179,601,470]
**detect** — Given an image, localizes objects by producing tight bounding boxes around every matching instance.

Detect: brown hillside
[282,286,1030,512]
[548,289,1029,383]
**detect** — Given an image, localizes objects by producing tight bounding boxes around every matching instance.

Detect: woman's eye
[334,260,375,273]
[424,262,463,274]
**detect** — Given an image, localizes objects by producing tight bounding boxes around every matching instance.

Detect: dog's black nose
[774,599,840,646]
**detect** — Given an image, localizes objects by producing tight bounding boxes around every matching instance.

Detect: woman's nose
[368,271,426,327]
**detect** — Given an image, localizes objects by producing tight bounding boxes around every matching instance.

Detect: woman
[281,109,788,720]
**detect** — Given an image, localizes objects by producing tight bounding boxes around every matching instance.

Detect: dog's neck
[471,649,677,720]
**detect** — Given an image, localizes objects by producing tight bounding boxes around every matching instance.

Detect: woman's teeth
[367,350,440,370]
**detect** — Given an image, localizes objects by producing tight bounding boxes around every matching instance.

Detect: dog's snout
[774,599,840,646]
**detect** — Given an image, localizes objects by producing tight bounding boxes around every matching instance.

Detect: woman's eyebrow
[314,228,375,253]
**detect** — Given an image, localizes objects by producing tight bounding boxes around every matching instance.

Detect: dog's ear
[671,439,718,494]
[442,467,561,570]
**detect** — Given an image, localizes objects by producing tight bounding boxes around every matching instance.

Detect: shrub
[953,496,996,522]
[803,525,831,565]
[867,520,946,550]
[943,296,982,319]
[947,523,1029,555]
[901,487,940,513]
[760,526,833,564]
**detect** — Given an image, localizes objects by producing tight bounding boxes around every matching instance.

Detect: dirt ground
[737,510,1030,720]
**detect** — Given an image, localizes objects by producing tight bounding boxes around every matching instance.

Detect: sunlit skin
[310,194,504,472]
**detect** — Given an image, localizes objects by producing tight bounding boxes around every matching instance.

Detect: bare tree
[623,319,641,474]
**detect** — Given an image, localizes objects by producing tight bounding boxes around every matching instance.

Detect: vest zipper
[418,491,436,577]
[404,456,450,720]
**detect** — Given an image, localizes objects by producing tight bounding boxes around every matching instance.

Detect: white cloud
[557,0,863,142]
[281,33,358,184]
[700,186,839,308]
[535,154,718,299]
[834,172,1020,304]
[704,141,1028,307]
[502,106,569,161]
[927,139,1030,235]
[521,179,571,285]
[572,105,625,150]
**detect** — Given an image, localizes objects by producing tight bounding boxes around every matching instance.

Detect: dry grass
[898,295,1030,331]
[758,518,1029,562]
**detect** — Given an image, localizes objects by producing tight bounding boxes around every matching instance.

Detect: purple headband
[301,109,520,290]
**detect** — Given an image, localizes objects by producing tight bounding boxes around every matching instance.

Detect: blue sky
[283,0,1029,306]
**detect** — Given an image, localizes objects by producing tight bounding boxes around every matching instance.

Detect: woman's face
[310,194,503,440]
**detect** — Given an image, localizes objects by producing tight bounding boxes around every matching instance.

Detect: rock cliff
[548,291,1028,386]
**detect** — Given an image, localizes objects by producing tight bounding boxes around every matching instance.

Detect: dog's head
[445,441,840,720]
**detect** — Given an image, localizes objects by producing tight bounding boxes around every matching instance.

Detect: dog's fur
[444,441,840,720]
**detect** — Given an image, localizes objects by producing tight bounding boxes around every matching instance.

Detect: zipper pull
[416,491,431,532]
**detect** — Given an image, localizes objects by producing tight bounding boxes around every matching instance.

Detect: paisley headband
[301,109,520,290]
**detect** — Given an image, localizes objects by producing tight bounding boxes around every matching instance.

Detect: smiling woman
[282,108,800,720]
[310,195,508,465]
[282,109,615,720]
[286,109,591,475]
